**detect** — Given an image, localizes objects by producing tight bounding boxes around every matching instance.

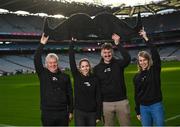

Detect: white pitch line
[165,114,180,122]
[0,124,16,127]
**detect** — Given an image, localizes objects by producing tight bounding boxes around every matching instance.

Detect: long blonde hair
[78,58,92,74]
[137,51,153,72]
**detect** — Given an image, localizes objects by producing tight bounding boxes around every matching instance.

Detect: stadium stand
[124,11,180,33]
[0,12,180,34]
[0,11,180,76]
[0,44,179,76]
[0,57,31,74]
[0,14,43,33]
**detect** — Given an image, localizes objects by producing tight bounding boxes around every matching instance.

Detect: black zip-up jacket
[133,41,162,115]
[94,44,131,102]
[34,43,73,113]
[69,43,102,119]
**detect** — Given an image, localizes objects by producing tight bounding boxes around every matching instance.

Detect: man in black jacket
[34,33,73,126]
[94,33,131,126]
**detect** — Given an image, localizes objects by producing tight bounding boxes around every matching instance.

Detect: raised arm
[139,29,161,69]
[112,33,131,67]
[66,75,74,121]
[69,39,78,77]
[34,33,49,74]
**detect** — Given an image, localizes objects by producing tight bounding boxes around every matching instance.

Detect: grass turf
[0,61,180,126]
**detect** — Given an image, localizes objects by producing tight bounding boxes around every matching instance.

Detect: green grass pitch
[0,61,180,126]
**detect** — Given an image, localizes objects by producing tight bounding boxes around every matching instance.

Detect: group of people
[34,28,165,126]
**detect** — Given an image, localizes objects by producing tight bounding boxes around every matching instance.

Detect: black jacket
[133,41,162,115]
[94,44,131,102]
[34,43,73,113]
[69,44,102,119]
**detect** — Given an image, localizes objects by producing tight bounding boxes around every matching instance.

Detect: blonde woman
[133,29,164,126]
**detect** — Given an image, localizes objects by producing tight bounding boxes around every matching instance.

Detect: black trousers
[41,110,68,126]
[75,109,96,126]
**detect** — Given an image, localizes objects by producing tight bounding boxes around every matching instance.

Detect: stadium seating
[0,44,179,76]
[0,14,43,33]
[0,12,180,76]
[124,11,180,33]
[0,12,180,34]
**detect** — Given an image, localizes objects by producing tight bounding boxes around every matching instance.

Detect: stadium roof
[0,0,180,17]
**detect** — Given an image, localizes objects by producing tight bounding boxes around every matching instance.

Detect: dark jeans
[75,109,96,126]
[41,110,68,126]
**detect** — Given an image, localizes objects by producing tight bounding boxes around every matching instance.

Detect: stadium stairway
[167,47,180,57]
